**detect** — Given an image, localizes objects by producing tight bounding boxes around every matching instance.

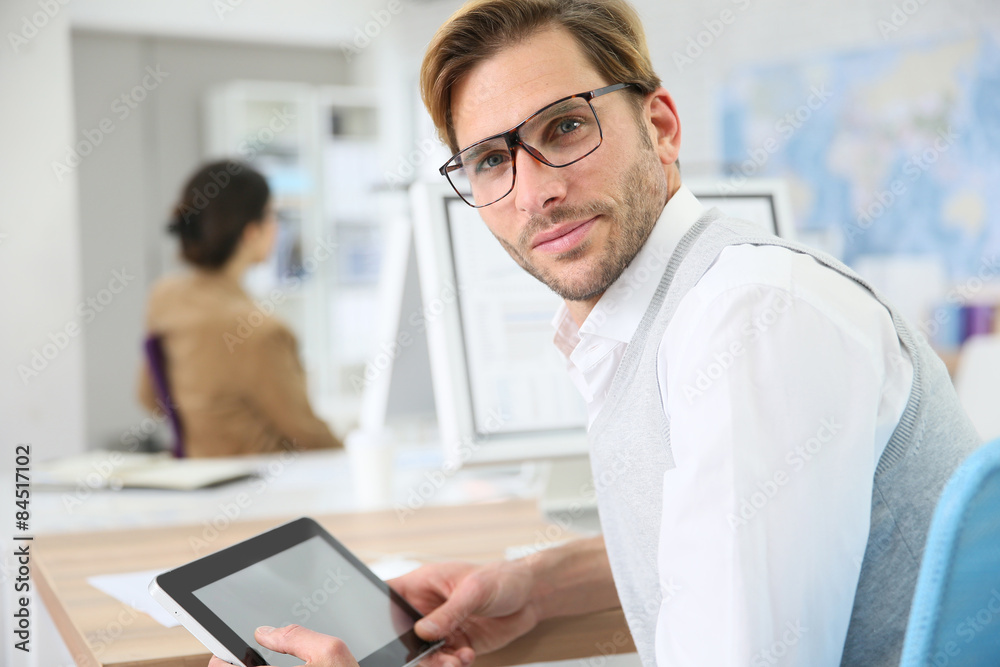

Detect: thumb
[415,579,491,640]
[255,625,355,664]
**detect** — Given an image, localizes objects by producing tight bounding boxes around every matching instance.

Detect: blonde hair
[420,0,661,153]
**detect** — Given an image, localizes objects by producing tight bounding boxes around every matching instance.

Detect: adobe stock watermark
[17,267,135,385]
[86,603,141,659]
[617,578,682,655]
[928,588,1000,666]
[583,579,682,667]
[172,161,247,229]
[672,0,753,72]
[223,233,337,352]
[7,0,71,55]
[507,450,631,561]
[844,126,959,245]
[681,290,794,404]
[750,620,808,666]
[285,568,351,625]
[917,254,1000,347]
[721,84,833,193]
[727,416,843,529]
[172,118,294,230]
[235,107,296,163]
[61,398,180,512]
[877,0,933,39]
[393,407,509,523]
[213,0,245,20]
[188,448,301,556]
[51,66,169,182]
[60,452,127,512]
[588,244,673,326]
[384,135,439,188]
[341,0,405,63]
[350,278,461,392]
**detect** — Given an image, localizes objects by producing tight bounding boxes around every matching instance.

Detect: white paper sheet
[86,558,423,630]
[87,569,180,627]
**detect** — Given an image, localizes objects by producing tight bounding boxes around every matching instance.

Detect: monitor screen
[696,194,778,234]
[444,197,588,438]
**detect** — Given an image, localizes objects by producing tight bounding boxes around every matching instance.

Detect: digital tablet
[149,517,444,667]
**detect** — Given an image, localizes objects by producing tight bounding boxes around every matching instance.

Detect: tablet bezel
[151,517,443,667]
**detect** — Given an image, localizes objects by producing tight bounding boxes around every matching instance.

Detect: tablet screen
[193,536,409,667]
[153,518,439,667]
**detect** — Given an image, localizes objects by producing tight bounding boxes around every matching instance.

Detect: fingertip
[457,647,476,667]
[415,618,441,638]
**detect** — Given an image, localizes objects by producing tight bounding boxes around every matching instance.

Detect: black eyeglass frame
[439,82,640,208]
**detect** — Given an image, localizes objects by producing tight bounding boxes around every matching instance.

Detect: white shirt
[552,185,914,666]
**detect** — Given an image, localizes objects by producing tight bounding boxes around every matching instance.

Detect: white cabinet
[205,81,384,431]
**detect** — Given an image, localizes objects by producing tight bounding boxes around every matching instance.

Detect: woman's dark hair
[167,160,270,269]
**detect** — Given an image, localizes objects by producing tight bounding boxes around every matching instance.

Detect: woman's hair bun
[168,160,269,269]
[166,205,199,238]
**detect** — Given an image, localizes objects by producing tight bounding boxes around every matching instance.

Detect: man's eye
[557,118,582,134]
[477,153,508,172]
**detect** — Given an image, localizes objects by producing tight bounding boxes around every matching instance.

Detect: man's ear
[645,87,681,167]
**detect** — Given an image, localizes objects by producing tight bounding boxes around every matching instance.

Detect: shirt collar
[552,184,706,352]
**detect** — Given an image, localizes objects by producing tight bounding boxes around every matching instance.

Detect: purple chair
[144,335,185,458]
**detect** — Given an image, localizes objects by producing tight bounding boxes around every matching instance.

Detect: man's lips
[530,217,597,254]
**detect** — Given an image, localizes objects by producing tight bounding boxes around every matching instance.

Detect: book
[34,451,258,491]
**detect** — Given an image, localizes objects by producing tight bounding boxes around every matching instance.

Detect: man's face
[450,26,669,303]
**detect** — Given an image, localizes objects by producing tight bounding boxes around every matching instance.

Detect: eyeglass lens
[446,96,601,207]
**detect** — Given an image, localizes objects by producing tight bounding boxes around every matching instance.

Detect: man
[210,1,980,666]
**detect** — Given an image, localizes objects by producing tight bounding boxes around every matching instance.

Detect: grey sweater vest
[587,209,981,666]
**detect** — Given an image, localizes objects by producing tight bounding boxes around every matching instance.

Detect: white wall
[69,0,394,47]
[0,0,87,462]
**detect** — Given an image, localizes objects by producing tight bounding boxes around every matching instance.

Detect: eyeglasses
[440,83,638,208]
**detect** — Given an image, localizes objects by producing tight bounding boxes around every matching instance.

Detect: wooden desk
[34,499,634,667]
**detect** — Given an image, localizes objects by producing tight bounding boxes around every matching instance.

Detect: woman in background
[138,160,342,456]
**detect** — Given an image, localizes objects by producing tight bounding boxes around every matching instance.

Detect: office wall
[0,1,86,462]
[71,32,351,449]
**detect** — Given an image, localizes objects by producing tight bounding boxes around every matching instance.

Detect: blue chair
[144,335,185,458]
[899,437,1000,666]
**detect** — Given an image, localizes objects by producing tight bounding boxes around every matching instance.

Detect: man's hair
[420,0,661,154]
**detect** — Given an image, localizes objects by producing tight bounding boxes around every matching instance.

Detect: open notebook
[35,451,258,491]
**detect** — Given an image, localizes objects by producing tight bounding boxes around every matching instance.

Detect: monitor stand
[538,455,602,534]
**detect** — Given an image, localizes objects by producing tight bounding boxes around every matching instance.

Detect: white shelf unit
[204,81,384,432]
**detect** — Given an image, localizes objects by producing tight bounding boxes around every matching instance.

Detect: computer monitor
[686,177,796,239]
[410,182,588,469]
[409,179,794,472]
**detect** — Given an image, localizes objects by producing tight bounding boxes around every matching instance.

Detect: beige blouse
[137,270,341,457]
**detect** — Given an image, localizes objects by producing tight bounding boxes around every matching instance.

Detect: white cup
[345,428,396,510]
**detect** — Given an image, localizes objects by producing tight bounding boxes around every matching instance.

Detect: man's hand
[207,625,360,667]
[205,538,614,667]
[388,560,540,667]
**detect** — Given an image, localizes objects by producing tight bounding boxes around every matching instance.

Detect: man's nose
[511,144,567,215]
